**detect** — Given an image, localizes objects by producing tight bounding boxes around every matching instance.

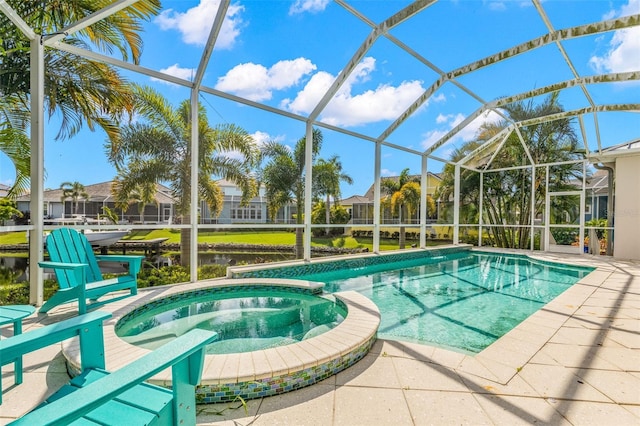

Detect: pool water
[116,288,346,354]
[296,251,593,354]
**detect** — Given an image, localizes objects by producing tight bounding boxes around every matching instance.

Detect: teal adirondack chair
[1,311,218,425]
[40,228,144,314]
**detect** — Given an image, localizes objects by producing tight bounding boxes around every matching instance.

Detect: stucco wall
[614,155,640,260]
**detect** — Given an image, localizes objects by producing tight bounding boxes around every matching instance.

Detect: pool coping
[227,246,613,386]
[63,246,614,394]
[62,278,380,401]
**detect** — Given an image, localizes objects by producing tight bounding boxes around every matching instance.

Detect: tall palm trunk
[295,197,304,259]
[295,228,304,259]
[325,194,331,236]
[180,215,192,268]
[399,205,405,249]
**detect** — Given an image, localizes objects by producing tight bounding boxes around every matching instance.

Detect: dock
[115,238,169,255]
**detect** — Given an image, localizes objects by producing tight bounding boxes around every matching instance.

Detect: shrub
[0,264,229,305]
[136,264,228,288]
[551,228,579,245]
[585,218,608,240]
[0,279,58,305]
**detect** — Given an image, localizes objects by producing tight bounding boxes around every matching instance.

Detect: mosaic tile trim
[115,284,324,334]
[230,246,471,279]
[195,334,376,404]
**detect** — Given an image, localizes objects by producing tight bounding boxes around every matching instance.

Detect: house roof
[16,181,175,204]
[341,195,371,205]
[566,169,611,196]
[216,178,266,189]
[585,169,611,196]
[0,183,10,197]
[361,172,442,201]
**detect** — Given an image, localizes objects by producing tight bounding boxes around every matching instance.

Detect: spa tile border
[63,283,380,404]
[228,244,472,279]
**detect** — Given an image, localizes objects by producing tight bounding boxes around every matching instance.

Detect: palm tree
[313,155,353,235]
[380,168,420,249]
[0,1,160,198]
[0,95,30,198]
[60,181,89,217]
[1,1,161,139]
[106,85,259,266]
[380,170,437,247]
[434,141,483,226]
[259,128,323,258]
[112,178,157,223]
[436,92,583,248]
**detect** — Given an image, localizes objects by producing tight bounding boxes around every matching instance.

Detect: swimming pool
[267,251,594,354]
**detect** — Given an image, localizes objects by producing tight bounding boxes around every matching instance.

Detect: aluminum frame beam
[43,0,141,47]
[0,0,36,39]
[448,15,640,80]
[390,15,640,156]
[431,72,640,154]
[310,0,434,121]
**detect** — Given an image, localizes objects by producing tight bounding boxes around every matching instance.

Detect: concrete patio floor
[1,251,639,425]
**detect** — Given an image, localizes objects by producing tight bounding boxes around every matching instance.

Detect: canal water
[0,252,296,284]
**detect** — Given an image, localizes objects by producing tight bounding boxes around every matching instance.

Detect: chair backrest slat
[46,228,104,287]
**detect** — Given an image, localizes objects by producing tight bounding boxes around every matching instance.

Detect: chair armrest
[10,329,218,426]
[94,255,145,275]
[38,261,87,271]
[94,255,145,263]
[38,261,88,295]
[0,311,111,370]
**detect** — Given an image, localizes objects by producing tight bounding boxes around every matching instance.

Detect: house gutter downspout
[593,163,614,256]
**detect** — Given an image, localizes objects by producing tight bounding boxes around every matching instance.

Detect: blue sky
[1,0,638,197]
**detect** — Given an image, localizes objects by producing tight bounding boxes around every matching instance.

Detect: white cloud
[225,131,284,162]
[282,57,427,127]
[289,0,330,15]
[280,70,334,112]
[250,131,271,146]
[487,2,506,11]
[250,131,285,147]
[456,111,501,141]
[323,81,426,127]
[215,58,316,102]
[450,113,466,128]
[436,113,452,124]
[619,0,640,16]
[421,129,449,150]
[380,168,397,177]
[483,0,530,10]
[421,111,502,151]
[589,0,640,73]
[151,63,195,84]
[155,0,244,48]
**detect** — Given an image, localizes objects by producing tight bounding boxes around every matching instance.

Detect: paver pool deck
[1,249,639,425]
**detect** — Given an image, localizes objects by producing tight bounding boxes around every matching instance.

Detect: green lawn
[0,229,445,252]
[0,232,29,245]
[128,229,404,251]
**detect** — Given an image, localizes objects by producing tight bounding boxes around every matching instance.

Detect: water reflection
[0,251,296,283]
[0,257,28,283]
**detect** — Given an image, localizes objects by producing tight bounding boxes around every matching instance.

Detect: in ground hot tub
[62,279,380,404]
[115,286,347,354]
